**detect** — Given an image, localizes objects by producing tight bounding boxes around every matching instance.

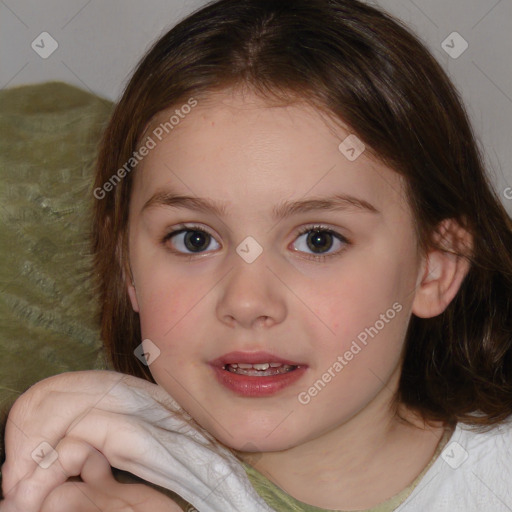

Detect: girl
[2,0,512,510]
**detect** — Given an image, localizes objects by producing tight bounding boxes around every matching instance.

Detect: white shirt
[396,417,512,511]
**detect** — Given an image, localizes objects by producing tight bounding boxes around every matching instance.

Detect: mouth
[223,362,299,377]
[210,351,307,397]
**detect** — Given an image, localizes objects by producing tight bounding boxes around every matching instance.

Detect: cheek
[135,269,207,350]
[306,252,402,338]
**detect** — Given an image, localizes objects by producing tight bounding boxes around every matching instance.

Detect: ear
[117,236,140,313]
[412,218,472,319]
[127,280,140,313]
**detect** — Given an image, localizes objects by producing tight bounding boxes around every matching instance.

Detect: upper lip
[210,351,305,367]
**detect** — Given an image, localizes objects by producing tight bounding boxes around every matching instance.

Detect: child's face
[126,90,427,451]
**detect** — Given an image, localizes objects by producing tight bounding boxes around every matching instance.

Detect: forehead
[132,90,409,220]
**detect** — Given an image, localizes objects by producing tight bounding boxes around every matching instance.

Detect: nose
[216,256,287,329]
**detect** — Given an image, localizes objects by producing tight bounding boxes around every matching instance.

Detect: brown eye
[292,226,349,260]
[163,225,220,254]
[305,230,334,253]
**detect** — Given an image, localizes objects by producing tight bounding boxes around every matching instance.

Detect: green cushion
[0,81,114,417]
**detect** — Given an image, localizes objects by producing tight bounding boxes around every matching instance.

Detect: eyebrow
[142,189,380,219]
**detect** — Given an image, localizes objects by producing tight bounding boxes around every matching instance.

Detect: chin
[204,422,304,454]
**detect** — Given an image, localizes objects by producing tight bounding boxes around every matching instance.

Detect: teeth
[253,363,270,370]
[226,362,285,370]
[224,362,297,376]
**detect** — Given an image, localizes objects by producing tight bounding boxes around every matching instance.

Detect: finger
[40,444,117,512]
[41,482,103,512]
[3,406,137,506]
[42,481,185,512]
[79,441,116,489]
[1,454,68,512]
[2,370,128,493]
[2,437,109,512]
[2,372,180,497]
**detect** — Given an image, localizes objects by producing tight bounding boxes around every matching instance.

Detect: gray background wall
[1,0,511,214]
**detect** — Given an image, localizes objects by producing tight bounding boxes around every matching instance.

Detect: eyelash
[161,223,351,262]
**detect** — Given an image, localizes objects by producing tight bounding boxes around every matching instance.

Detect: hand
[0,370,274,512]
[1,370,181,497]
[1,436,182,511]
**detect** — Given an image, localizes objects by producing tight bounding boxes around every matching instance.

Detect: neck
[236,370,450,510]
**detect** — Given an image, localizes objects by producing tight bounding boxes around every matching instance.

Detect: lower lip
[211,365,307,397]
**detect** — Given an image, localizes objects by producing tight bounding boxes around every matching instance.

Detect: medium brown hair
[92,0,512,428]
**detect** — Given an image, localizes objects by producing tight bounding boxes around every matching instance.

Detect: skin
[0,409,183,512]
[124,88,472,509]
